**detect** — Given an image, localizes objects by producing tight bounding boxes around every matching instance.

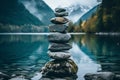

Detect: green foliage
[67,21,75,32]
[0,23,45,32]
[75,0,120,32]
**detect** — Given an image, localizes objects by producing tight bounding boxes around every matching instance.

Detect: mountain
[21,0,55,25]
[65,4,90,22]
[44,0,100,22]
[0,0,42,25]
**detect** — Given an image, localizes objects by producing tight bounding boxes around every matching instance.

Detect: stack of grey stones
[41,8,78,79]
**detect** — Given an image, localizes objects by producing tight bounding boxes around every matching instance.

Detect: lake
[0,34,120,80]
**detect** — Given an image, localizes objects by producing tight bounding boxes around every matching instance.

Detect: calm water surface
[0,34,120,80]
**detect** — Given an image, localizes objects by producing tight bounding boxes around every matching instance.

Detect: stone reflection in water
[0,35,50,79]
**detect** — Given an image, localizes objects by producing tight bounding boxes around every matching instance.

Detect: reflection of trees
[70,34,120,73]
[0,35,48,43]
[71,35,120,56]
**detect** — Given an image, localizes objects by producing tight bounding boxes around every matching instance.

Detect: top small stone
[55,8,66,12]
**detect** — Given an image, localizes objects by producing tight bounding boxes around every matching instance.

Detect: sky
[43,0,99,10]
[43,0,100,22]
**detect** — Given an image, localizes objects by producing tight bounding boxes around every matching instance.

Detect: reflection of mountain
[71,35,120,74]
[71,35,120,57]
[0,35,49,63]
[0,35,48,43]
[21,0,54,25]
[0,0,42,25]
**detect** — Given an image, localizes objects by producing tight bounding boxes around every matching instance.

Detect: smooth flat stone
[48,51,71,59]
[49,43,72,52]
[55,8,66,12]
[50,17,69,24]
[55,12,68,17]
[48,33,71,43]
[49,24,68,33]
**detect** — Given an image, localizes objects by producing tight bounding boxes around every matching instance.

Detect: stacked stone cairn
[41,8,78,79]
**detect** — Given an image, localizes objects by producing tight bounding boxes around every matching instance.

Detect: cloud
[43,0,98,10]
[43,0,73,9]
[21,0,43,21]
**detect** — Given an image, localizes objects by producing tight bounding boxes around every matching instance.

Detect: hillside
[21,0,55,25]
[76,4,99,24]
[0,0,43,26]
[67,5,100,32]
[79,0,120,32]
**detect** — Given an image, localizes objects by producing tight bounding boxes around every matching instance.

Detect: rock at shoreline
[41,59,78,78]
[40,77,76,80]
[50,17,69,24]
[49,24,68,33]
[84,72,115,80]
[55,12,68,17]
[48,51,71,59]
[49,43,72,52]
[55,8,66,13]
[48,33,71,43]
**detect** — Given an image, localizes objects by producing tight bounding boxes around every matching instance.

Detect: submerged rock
[84,72,115,80]
[50,17,69,24]
[0,72,10,80]
[55,8,66,13]
[49,24,68,33]
[48,51,71,59]
[48,33,71,43]
[49,43,72,52]
[115,75,120,80]
[31,72,42,80]
[55,12,68,17]
[41,59,78,78]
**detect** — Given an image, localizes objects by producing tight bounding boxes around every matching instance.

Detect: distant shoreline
[0,32,120,35]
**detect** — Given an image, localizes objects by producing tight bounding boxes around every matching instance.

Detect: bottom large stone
[40,77,76,80]
[41,59,78,78]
